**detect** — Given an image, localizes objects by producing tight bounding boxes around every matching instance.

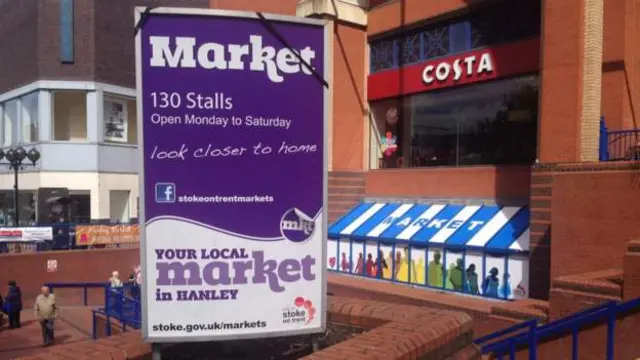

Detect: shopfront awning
[328,202,530,254]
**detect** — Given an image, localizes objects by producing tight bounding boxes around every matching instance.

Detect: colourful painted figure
[376,250,388,279]
[395,250,407,281]
[340,252,350,272]
[445,262,455,290]
[414,256,426,285]
[365,253,375,276]
[428,251,444,288]
[499,273,512,299]
[449,259,464,291]
[482,267,500,298]
[383,250,393,279]
[514,282,527,298]
[354,253,364,275]
[380,131,398,157]
[464,264,480,295]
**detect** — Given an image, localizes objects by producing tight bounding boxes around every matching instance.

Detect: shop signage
[367,38,540,101]
[135,8,328,342]
[422,53,493,85]
[75,224,139,245]
[0,227,53,242]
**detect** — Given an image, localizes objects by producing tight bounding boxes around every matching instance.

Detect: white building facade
[0,80,139,223]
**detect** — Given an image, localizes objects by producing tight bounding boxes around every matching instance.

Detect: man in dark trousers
[5,280,22,329]
[34,286,57,346]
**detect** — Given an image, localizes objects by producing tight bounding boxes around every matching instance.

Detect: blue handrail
[476,297,640,360]
[46,281,142,339]
[599,117,640,161]
[46,281,112,306]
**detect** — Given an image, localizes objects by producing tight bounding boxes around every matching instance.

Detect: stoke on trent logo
[280,208,315,243]
[155,183,176,203]
[282,297,316,325]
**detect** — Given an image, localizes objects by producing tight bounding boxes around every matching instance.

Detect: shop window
[370,75,538,168]
[21,92,39,143]
[109,190,131,223]
[369,98,406,169]
[448,22,470,54]
[422,27,449,59]
[400,33,421,65]
[0,190,36,226]
[127,99,137,144]
[69,193,91,223]
[2,99,17,146]
[53,91,87,141]
[104,96,128,143]
[368,0,540,74]
[370,38,397,72]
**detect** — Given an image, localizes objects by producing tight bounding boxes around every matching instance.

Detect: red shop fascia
[367,38,541,101]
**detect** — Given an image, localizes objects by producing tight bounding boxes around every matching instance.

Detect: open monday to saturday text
[150,112,292,130]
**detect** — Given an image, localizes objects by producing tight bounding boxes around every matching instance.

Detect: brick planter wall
[15,296,478,360]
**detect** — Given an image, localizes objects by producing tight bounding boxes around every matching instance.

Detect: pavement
[0,307,94,360]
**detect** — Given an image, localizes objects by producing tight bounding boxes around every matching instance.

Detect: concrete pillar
[15,97,23,145]
[538,0,603,163]
[38,90,53,141]
[297,0,368,171]
[89,174,105,220]
[0,104,4,146]
[580,0,604,161]
[86,90,104,143]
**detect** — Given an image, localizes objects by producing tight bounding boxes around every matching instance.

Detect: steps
[328,171,365,223]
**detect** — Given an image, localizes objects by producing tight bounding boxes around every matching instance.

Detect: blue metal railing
[475,297,640,360]
[99,286,141,338]
[46,281,113,306]
[599,117,640,161]
[45,282,141,339]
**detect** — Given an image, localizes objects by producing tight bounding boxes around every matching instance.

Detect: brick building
[0,0,209,223]
[0,0,637,299]
[206,0,639,300]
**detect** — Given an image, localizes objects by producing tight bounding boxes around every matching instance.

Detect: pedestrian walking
[5,280,22,328]
[34,286,58,346]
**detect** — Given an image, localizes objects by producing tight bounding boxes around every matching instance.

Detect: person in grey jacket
[34,286,58,346]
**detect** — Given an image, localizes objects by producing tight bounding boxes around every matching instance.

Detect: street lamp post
[0,147,41,227]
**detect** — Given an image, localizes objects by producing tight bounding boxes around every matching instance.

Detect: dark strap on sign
[134,6,158,36]
[255,12,328,88]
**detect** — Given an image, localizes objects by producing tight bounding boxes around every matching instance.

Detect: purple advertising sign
[135,8,328,342]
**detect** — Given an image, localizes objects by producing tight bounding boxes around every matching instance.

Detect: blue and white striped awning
[328,202,530,253]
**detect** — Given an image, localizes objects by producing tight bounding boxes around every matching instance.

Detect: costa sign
[368,38,540,100]
[422,53,493,85]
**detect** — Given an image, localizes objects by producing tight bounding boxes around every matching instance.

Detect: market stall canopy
[328,202,529,254]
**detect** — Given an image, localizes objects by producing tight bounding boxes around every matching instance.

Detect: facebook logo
[155,183,176,203]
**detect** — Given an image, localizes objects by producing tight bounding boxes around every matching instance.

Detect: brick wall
[327,273,547,340]
[0,247,140,306]
[0,0,39,92]
[21,296,479,360]
[529,166,553,300]
[0,0,210,93]
[94,0,209,88]
[329,171,365,222]
[549,162,640,281]
[364,166,531,202]
[525,265,639,360]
